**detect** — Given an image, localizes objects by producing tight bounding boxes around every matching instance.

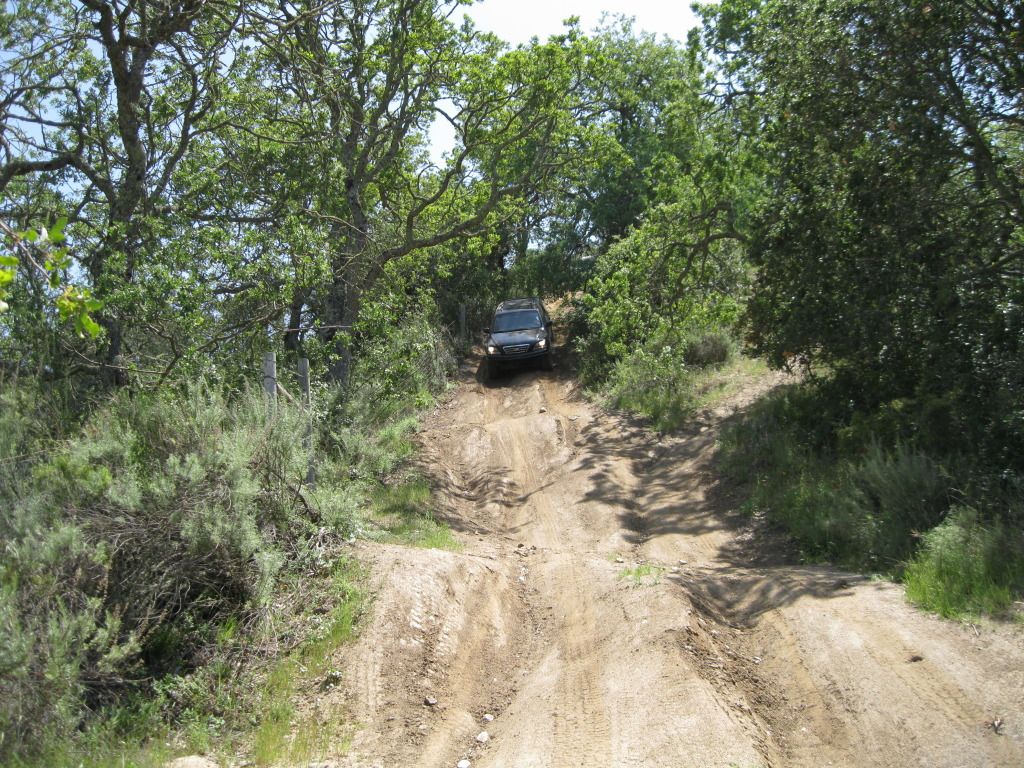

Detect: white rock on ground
[165,758,219,768]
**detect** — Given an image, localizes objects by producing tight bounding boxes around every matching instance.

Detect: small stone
[615,556,625,563]
[166,759,220,768]
[320,670,342,690]
[458,761,472,768]
[483,713,494,722]
[424,696,438,706]
[678,559,688,565]
[476,731,490,744]
[539,407,547,413]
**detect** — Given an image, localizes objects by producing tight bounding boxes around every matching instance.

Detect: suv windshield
[492,309,541,333]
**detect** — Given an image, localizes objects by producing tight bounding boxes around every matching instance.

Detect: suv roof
[495,297,543,313]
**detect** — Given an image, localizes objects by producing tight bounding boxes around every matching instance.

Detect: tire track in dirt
[330,352,1024,768]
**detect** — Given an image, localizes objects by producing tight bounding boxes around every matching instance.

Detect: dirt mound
[330,355,1024,767]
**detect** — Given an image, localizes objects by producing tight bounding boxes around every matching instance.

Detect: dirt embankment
[332,354,1024,768]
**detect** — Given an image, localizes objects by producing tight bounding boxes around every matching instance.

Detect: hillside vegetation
[0,0,1021,763]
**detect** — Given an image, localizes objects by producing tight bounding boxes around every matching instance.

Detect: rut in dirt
[334,355,1024,768]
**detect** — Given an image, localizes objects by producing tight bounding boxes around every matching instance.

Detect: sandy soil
[332,352,1024,768]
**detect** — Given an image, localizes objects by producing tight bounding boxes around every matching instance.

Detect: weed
[369,479,461,551]
[250,558,363,766]
[617,564,665,586]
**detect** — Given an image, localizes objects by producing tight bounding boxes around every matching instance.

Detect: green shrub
[842,443,950,567]
[0,383,344,763]
[721,380,1024,615]
[603,329,737,431]
[339,314,455,429]
[905,507,1024,618]
[723,388,953,569]
[683,330,735,366]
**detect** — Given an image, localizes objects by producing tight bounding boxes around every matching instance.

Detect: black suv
[484,298,554,375]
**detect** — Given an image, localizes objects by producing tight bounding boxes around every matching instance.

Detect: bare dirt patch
[329,352,1024,768]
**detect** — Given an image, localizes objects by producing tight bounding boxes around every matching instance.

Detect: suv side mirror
[483,327,490,334]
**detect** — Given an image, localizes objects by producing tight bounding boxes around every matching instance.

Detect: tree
[1,0,242,382]
[701,0,1024,463]
[511,19,711,292]
[196,0,584,379]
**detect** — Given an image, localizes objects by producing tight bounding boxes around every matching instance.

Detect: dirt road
[334,356,1024,768]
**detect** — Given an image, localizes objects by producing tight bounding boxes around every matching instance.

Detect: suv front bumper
[486,343,550,361]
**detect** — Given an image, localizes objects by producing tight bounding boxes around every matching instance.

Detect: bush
[905,507,1024,617]
[842,443,950,567]
[721,386,956,568]
[339,313,455,430]
[603,331,736,431]
[719,381,1024,617]
[683,330,735,366]
[0,383,338,762]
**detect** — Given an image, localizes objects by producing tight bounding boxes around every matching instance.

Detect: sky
[429,1,701,160]
[463,0,700,45]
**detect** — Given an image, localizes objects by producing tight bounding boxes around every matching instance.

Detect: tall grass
[720,383,1024,617]
[905,507,1024,618]
[251,559,362,766]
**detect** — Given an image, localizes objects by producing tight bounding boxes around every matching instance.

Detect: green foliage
[568,26,760,385]
[602,329,739,431]
[0,383,350,763]
[905,507,1024,619]
[721,385,954,567]
[339,307,456,431]
[0,219,102,336]
[702,0,1024,471]
[720,380,1024,618]
[841,444,950,567]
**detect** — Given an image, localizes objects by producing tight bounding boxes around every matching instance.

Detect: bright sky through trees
[465,0,700,45]
[428,0,700,160]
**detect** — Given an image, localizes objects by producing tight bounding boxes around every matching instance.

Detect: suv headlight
[536,338,547,349]
[487,344,498,354]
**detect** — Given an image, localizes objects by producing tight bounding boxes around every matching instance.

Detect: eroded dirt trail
[336,357,1024,768]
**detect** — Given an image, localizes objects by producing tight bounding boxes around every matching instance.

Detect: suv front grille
[502,344,530,355]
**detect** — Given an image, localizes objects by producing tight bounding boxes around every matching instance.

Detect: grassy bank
[594,328,753,432]
[718,382,1024,619]
[0,315,460,766]
[575,317,1024,620]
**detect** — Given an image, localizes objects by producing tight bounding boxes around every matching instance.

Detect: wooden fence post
[458,303,467,347]
[298,357,316,487]
[263,352,277,408]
